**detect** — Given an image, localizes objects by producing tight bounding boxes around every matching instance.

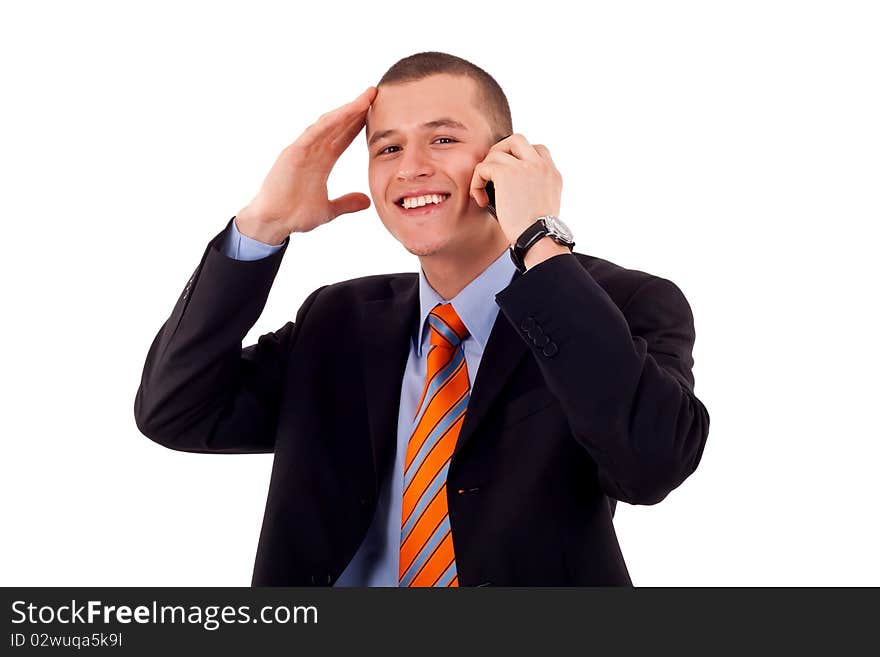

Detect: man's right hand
[234,86,378,245]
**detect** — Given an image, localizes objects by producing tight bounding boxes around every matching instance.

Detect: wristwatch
[509,215,575,273]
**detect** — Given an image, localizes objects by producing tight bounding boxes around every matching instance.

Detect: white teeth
[401,194,448,209]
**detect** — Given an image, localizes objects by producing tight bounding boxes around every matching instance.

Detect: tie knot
[428,303,469,348]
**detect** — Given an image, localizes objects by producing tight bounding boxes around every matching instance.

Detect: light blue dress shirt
[222,219,516,586]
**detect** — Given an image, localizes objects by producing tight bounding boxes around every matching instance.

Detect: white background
[1,0,877,586]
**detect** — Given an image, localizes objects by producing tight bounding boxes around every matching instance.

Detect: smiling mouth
[395,194,452,214]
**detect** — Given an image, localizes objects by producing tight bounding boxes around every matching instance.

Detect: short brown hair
[375,51,512,144]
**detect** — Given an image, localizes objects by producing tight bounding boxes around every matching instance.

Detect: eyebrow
[367,118,469,147]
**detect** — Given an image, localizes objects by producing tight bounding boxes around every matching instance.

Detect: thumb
[329,192,371,218]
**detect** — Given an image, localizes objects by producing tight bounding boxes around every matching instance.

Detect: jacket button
[542,342,559,357]
[521,317,536,332]
[535,334,550,347]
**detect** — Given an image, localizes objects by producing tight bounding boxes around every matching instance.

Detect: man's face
[366,74,496,258]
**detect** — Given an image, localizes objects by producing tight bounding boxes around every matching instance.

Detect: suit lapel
[360,275,419,498]
[454,269,529,458]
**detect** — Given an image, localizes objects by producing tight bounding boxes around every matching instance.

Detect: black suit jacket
[135,219,710,586]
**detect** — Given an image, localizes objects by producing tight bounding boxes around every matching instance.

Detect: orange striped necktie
[399,303,470,587]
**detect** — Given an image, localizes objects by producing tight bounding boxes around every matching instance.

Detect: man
[135,51,710,586]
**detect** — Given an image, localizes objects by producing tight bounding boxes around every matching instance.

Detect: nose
[396,142,435,181]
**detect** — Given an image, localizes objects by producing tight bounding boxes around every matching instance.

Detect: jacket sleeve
[495,253,711,505]
[134,218,326,454]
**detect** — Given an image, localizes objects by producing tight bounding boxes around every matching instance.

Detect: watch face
[545,216,574,243]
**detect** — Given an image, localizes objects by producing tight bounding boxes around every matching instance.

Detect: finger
[328,86,377,118]
[469,161,492,207]
[532,144,554,164]
[331,88,377,144]
[469,151,519,206]
[488,133,543,164]
[329,110,369,151]
[315,93,371,137]
[305,87,376,144]
[479,150,520,167]
[329,192,371,219]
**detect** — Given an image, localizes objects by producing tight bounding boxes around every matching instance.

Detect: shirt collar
[414,248,516,356]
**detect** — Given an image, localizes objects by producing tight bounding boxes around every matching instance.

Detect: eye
[376,137,458,156]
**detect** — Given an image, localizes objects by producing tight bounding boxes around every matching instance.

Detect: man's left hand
[469,133,563,246]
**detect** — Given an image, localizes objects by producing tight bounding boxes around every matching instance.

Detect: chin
[401,237,452,257]
[403,223,466,256]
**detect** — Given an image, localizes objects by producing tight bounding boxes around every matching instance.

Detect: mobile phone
[485,180,497,219]
[484,132,511,220]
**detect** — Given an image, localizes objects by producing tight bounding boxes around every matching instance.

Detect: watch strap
[509,219,550,273]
